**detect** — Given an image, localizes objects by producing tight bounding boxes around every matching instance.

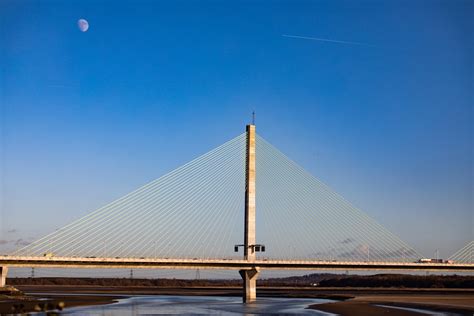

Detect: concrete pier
[0,266,8,287]
[242,124,257,302]
[239,268,259,303]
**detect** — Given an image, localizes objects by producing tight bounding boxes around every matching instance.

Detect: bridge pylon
[239,124,259,303]
[239,267,259,303]
[244,124,256,262]
[0,266,8,287]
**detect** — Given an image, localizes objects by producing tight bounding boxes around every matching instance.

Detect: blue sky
[1,0,472,259]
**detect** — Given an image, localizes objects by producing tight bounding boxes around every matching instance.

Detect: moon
[77,19,89,32]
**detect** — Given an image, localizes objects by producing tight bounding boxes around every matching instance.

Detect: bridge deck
[1,256,473,272]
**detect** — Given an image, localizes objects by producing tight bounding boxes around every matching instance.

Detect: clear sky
[0,0,472,259]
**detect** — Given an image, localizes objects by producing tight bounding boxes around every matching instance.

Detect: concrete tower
[244,124,256,262]
[0,266,7,287]
[239,124,259,303]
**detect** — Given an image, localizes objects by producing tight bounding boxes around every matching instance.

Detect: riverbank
[0,293,123,314]
[1,286,473,314]
[15,284,474,297]
[308,293,474,315]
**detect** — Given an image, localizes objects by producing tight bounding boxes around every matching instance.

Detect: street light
[234,244,266,253]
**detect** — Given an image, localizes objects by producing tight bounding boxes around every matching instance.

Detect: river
[41,295,335,315]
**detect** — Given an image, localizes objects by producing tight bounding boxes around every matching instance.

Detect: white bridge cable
[255,134,422,262]
[66,134,246,257]
[257,137,357,260]
[104,145,243,258]
[260,136,422,262]
[178,160,244,259]
[14,134,244,256]
[16,135,244,255]
[256,146,347,260]
[88,149,241,258]
[24,141,233,256]
[13,130,422,263]
[52,133,244,254]
[256,139,365,260]
[154,152,244,259]
[256,138,371,261]
[448,241,474,263]
[98,135,244,258]
[128,161,240,259]
[14,133,246,258]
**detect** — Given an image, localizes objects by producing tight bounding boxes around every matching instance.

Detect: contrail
[282,34,374,47]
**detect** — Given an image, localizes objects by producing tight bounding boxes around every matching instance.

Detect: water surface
[57,295,334,315]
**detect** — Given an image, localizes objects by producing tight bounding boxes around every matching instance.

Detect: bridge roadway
[2,255,473,272]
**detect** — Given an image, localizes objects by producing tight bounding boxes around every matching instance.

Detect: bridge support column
[239,268,259,303]
[0,266,8,287]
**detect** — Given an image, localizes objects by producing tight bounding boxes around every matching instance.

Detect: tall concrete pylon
[240,124,259,303]
[244,124,256,262]
[0,266,8,287]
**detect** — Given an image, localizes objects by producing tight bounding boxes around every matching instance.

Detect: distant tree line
[8,273,474,289]
[316,274,474,288]
[258,273,339,286]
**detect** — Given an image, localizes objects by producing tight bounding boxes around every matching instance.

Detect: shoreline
[1,286,473,314]
[309,301,474,316]
[308,292,474,316]
[0,294,124,314]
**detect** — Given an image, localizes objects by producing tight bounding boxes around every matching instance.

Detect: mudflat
[2,286,474,315]
[309,301,424,316]
[309,293,474,316]
[0,294,123,314]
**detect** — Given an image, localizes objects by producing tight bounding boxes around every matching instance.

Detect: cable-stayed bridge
[1,124,473,302]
